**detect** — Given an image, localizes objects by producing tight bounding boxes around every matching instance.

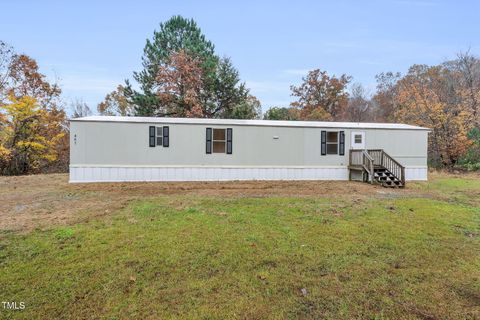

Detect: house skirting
[404,166,428,181]
[69,165,428,183]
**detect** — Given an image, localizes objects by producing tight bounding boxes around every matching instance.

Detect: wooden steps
[349,149,405,188]
[373,167,404,188]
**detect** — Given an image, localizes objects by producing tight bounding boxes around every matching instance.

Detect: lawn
[0,173,479,319]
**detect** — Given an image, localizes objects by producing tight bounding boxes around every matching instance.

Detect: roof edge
[70,116,430,131]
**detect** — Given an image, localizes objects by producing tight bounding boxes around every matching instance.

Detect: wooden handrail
[362,150,374,184]
[350,149,374,184]
[367,149,405,186]
[350,149,406,186]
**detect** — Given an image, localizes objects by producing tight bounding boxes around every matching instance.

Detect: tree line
[264,55,480,169]
[1,15,479,175]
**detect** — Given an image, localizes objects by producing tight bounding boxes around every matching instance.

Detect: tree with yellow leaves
[0,95,65,175]
[1,41,69,174]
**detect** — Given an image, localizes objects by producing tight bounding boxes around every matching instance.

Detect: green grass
[1,179,480,319]
[412,176,480,207]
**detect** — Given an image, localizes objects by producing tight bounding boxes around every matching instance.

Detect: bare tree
[71,99,92,118]
[453,50,480,125]
[372,72,402,122]
[345,83,374,122]
[0,41,14,100]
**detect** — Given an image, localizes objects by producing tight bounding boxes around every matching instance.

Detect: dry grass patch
[1,173,393,233]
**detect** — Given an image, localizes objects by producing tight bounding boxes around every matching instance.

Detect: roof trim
[70,116,430,130]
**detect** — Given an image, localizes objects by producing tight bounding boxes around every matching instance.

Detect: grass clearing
[0,173,479,319]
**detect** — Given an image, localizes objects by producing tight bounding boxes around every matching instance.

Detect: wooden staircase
[349,149,405,188]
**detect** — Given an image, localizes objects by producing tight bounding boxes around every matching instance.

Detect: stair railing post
[370,159,374,184]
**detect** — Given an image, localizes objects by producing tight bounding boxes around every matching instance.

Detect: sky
[2,0,479,114]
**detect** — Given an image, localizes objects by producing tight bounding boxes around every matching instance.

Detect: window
[206,128,232,154]
[149,126,169,148]
[354,134,362,144]
[326,131,338,154]
[212,128,226,153]
[156,127,163,146]
[321,130,344,156]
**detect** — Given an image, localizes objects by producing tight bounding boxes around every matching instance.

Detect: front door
[351,131,365,149]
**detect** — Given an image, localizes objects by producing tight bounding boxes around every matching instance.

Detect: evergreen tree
[263,107,299,120]
[212,57,249,118]
[125,15,259,119]
[126,15,217,116]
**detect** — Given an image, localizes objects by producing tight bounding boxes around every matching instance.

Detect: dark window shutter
[149,126,155,147]
[339,131,345,155]
[226,128,233,154]
[321,130,326,155]
[206,128,212,154]
[163,126,169,147]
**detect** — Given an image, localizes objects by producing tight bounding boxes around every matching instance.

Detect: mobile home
[69,116,429,186]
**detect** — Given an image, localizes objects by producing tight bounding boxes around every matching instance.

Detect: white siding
[69,118,429,183]
[70,122,428,167]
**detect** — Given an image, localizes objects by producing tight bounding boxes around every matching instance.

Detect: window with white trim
[326,131,338,154]
[206,128,232,154]
[354,134,362,144]
[156,127,163,146]
[212,128,226,153]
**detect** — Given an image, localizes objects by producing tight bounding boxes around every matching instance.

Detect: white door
[351,131,365,149]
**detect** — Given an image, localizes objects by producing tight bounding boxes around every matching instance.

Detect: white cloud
[41,62,123,94]
[282,68,310,76]
[39,62,126,110]
[244,79,294,109]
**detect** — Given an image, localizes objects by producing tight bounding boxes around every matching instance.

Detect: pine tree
[126,15,217,116]
[125,15,259,119]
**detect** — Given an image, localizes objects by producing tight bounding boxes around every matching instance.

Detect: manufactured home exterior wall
[69,120,428,182]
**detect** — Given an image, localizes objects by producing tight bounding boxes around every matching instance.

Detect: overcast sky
[2,0,479,113]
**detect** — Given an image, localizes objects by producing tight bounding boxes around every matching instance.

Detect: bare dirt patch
[0,173,425,233]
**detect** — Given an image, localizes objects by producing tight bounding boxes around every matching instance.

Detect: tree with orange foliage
[290,69,351,121]
[0,41,68,174]
[395,64,472,166]
[2,54,61,109]
[154,50,205,117]
[97,85,134,116]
